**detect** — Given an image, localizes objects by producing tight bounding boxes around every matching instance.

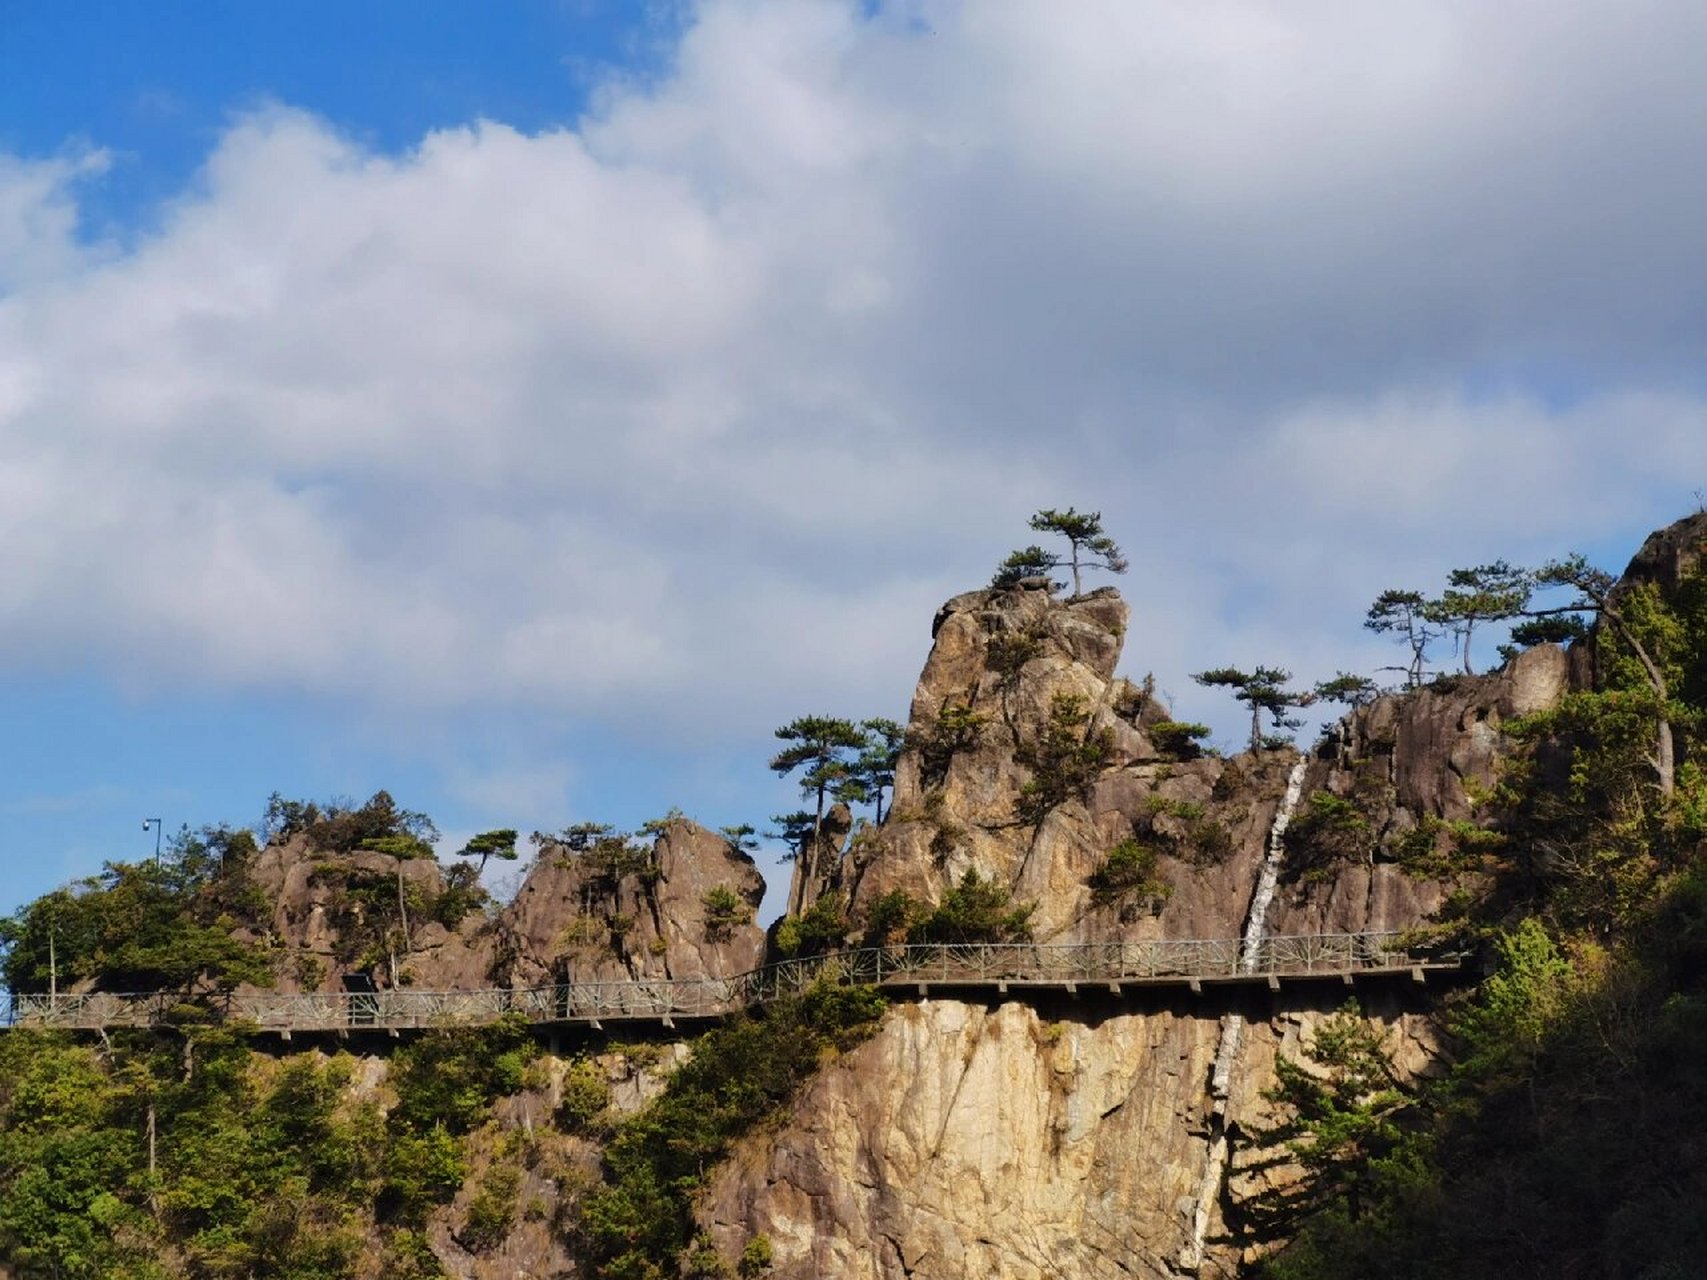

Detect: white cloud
[2,0,1706,753]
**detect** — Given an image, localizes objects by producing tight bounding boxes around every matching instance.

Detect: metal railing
[3,932,1465,1034]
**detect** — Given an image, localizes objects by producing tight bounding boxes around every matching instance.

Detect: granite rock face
[244,836,490,991]
[1616,509,1707,595]
[491,817,766,987]
[243,817,765,993]
[704,581,1575,1278]
[698,993,1444,1280]
[836,581,1573,948]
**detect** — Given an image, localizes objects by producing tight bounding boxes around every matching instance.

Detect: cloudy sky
[3,0,1704,919]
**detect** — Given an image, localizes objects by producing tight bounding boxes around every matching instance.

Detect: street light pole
[143,817,163,867]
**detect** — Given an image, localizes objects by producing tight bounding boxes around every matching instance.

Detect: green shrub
[738,1234,774,1276]
[909,702,989,788]
[556,1059,612,1135]
[702,885,751,940]
[1015,694,1113,824]
[432,862,490,929]
[381,1227,448,1279]
[461,1163,523,1254]
[1148,720,1211,760]
[773,892,849,958]
[861,890,923,946]
[909,870,1033,944]
[1283,792,1372,882]
[987,627,1044,685]
[1088,839,1170,907]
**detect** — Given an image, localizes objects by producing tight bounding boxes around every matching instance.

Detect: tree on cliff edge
[1193,666,1316,753]
[770,716,869,914]
[1365,589,1440,688]
[1528,554,1678,797]
[1428,560,1533,675]
[994,507,1128,597]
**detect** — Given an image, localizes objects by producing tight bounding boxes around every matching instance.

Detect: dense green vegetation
[0,827,271,996]
[1252,552,1707,1278]
[0,1017,535,1279]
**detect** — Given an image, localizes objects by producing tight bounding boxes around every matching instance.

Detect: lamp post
[143,817,163,867]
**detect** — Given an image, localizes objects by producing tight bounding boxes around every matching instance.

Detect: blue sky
[0,0,799,912]
[2,0,1705,923]
[1,4,664,187]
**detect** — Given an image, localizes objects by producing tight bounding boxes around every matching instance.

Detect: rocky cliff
[244,815,766,995]
[835,578,1570,949]
[692,573,1577,1279]
[21,518,1702,1280]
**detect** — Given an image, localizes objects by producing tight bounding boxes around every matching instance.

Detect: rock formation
[491,817,766,987]
[245,835,491,991]
[697,576,1577,1278]
[15,513,1707,1280]
[244,816,766,993]
[836,580,1570,949]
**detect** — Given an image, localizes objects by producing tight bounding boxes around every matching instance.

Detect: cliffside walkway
[3,931,1468,1036]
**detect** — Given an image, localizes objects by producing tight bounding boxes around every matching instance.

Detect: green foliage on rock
[1244,1003,1417,1234]
[1281,791,1372,882]
[1147,719,1211,760]
[737,1233,775,1276]
[556,1058,613,1135]
[574,982,887,1280]
[1087,838,1170,907]
[1014,693,1114,825]
[701,884,751,940]
[1260,539,1707,1279]
[459,1162,523,1254]
[772,891,850,958]
[859,889,924,946]
[908,870,1034,944]
[909,700,989,789]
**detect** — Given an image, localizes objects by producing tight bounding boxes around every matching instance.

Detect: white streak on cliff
[1180,754,1309,1274]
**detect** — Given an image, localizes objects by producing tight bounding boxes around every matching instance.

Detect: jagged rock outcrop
[1618,508,1707,594]
[245,835,490,991]
[838,584,1164,938]
[1266,643,1574,937]
[709,579,1576,1278]
[491,817,766,986]
[837,581,1571,947]
[243,817,765,993]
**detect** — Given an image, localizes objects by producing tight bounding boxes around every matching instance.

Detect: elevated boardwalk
[3,932,1468,1036]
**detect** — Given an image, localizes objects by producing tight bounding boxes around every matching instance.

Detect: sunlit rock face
[243,816,765,993]
[697,994,1444,1279]
[837,579,1573,947]
[244,835,491,992]
[706,579,1575,1278]
[490,816,766,986]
